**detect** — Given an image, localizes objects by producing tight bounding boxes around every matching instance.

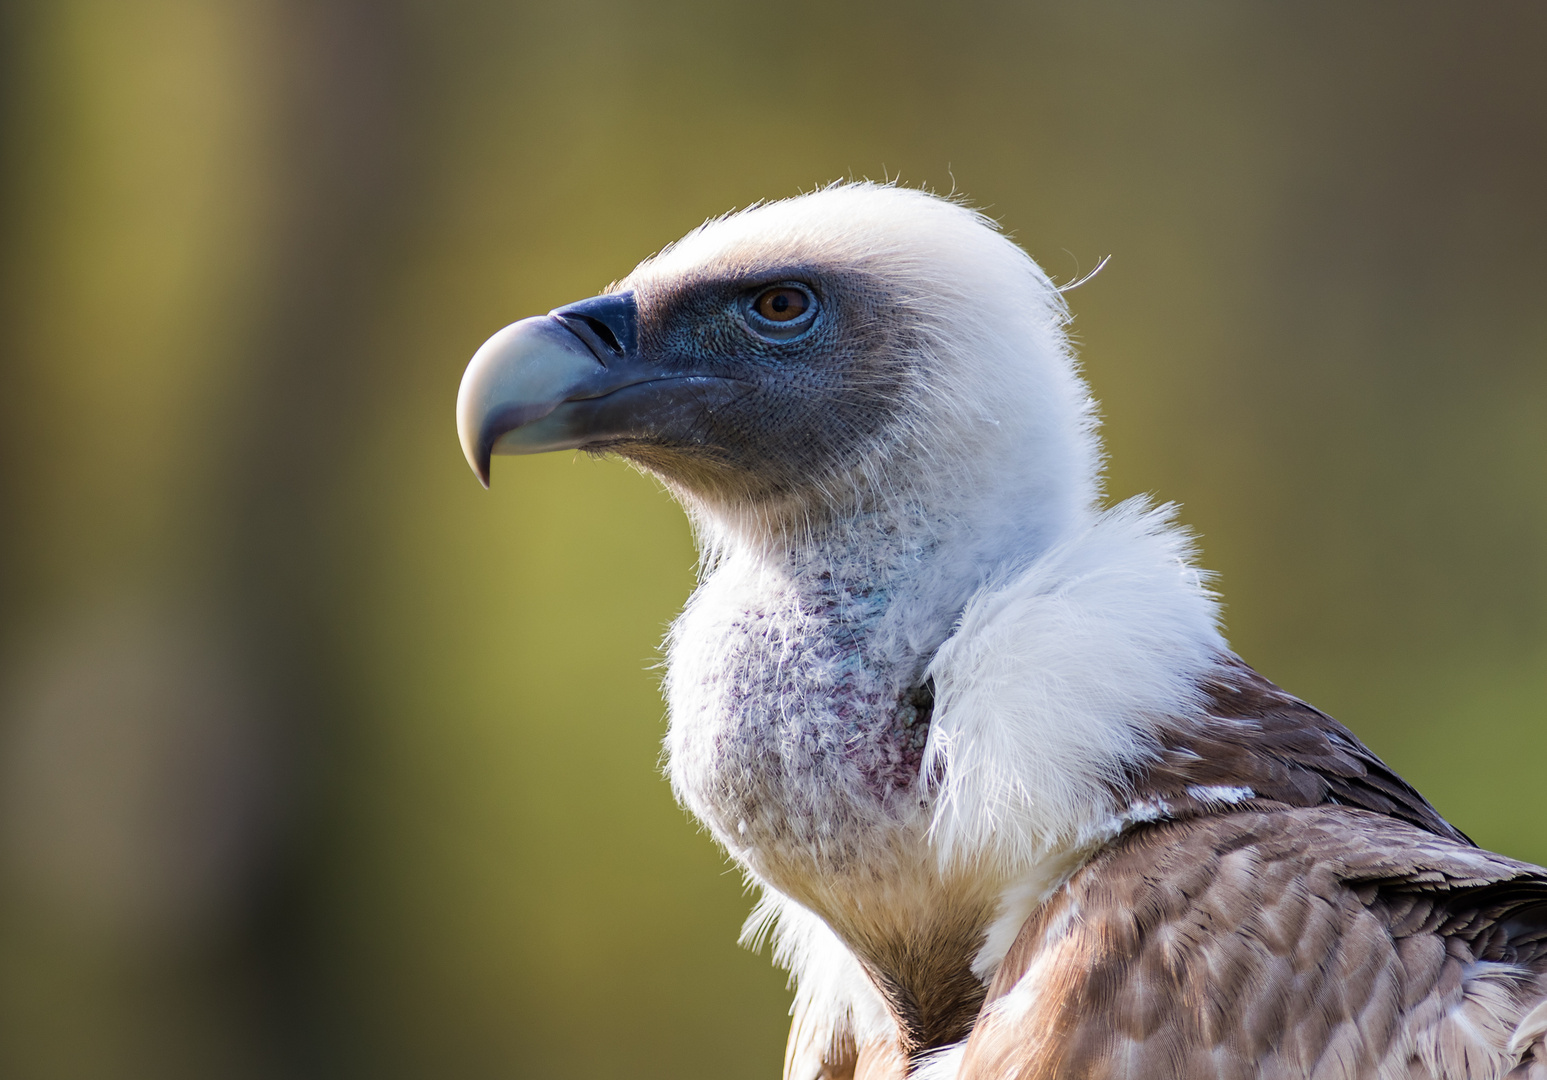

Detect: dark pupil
[759,287,807,321]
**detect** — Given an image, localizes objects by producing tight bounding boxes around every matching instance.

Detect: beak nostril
[579,315,622,353]
[556,313,623,356]
[549,290,638,362]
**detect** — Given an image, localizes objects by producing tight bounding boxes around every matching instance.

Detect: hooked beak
[455,291,744,487]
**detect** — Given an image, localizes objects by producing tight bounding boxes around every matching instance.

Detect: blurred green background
[0,2,1543,1077]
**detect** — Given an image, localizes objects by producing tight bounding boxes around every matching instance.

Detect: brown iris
[753,286,810,322]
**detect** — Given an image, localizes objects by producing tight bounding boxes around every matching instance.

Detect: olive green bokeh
[0,2,1543,1078]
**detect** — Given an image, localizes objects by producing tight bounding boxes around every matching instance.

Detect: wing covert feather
[959,808,1547,1080]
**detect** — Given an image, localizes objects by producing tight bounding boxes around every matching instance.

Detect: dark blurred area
[0,3,1542,1077]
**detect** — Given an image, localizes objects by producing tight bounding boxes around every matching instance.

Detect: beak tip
[456,417,493,489]
[463,435,493,488]
[457,376,493,488]
[456,310,617,486]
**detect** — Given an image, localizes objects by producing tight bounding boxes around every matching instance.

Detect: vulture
[455,184,1547,1079]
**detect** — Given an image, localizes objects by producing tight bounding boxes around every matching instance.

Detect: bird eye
[755,287,808,322]
[743,284,818,341]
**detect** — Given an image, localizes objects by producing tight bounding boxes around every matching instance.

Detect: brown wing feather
[960,808,1547,1080]
[1131,657,1468,844]
[786,660,1536,1077]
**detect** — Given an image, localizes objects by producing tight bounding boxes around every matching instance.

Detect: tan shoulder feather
[960,807,1547,1080]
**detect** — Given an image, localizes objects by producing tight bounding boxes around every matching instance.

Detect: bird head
[457,184,1100,546]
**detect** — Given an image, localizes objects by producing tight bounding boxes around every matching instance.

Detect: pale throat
[667,502,1001,902]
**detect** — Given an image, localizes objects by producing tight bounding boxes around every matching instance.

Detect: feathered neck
[675,435,1099,597]
[663,487,1228,1064]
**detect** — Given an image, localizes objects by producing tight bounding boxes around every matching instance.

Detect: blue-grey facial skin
[460,294,760,485]
[467,261,918,505]
[616,263,916,504]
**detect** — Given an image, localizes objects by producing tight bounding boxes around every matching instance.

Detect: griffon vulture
[455,184,1547,1079]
